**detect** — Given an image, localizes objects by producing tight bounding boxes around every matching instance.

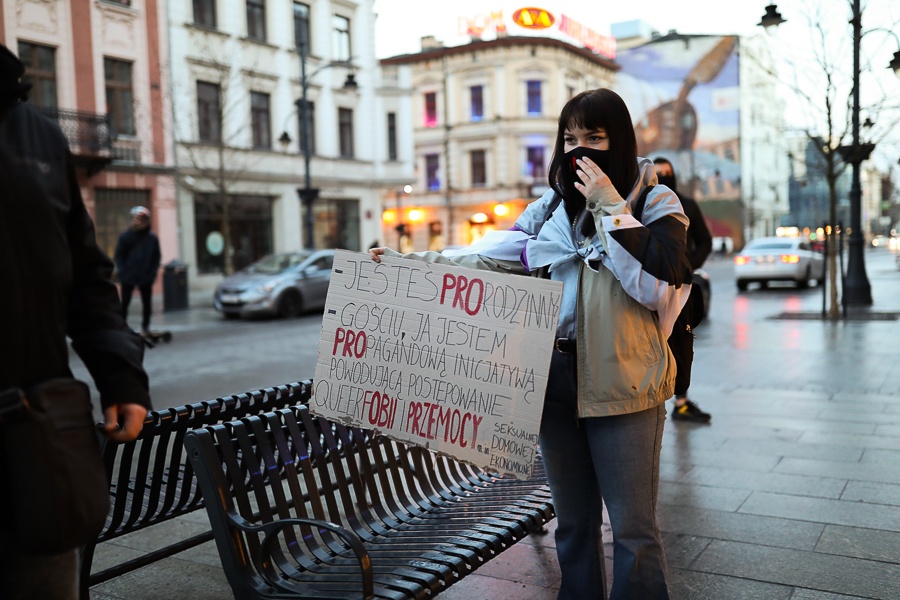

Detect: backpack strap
[528,191,562,279]
[542,191,562,224]
[630,185,655,223]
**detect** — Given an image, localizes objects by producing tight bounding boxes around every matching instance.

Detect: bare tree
[175,51,263,276]
[745,0,900,317]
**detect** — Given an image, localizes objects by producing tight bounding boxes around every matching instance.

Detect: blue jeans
[540,350,669,600]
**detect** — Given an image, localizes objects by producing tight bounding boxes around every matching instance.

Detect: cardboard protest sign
[312,250,562,479]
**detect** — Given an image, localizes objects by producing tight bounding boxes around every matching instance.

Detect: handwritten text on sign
[312,250,562,479]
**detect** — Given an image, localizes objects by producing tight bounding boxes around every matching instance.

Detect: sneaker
[672,399,711,423]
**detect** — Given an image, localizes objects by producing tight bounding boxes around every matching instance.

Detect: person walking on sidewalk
[654,157,713,423]
[371,88,692,599]
[0,43,151,599]
[115,206,161,337]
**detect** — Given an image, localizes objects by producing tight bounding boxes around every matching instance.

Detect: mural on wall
[615,35,743,246]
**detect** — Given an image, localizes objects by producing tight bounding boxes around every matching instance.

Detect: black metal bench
[80,380,313,600]
[184,403,554,600]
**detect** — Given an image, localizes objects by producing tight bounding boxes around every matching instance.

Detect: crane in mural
[634,36,737,155]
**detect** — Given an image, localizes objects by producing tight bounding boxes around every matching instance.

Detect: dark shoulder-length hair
[547,89,640,212]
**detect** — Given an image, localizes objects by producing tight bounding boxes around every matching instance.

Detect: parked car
[213,250,335,319]
[733,236,825,291]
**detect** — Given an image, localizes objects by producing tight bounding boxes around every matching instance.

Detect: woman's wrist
[585,185,624,213]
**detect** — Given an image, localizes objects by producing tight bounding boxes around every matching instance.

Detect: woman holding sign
[370,88,690,600]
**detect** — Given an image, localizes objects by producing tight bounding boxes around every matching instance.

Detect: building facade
[1,0,177,283]
[380,36,618,251]
[738,34,790,243]
[862,165,889,239]
[169,0,407,293]
[785,135,851,235]
[614,30,788,250]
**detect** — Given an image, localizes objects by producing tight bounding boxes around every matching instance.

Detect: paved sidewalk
[91,251,900,600]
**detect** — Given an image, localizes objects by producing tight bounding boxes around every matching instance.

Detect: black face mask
[566,146,611,173]
[560,146,611,202]
[656,173,678,192]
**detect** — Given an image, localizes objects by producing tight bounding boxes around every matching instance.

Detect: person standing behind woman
[115,206,161,337]
[370,88,692,599]
[653,157,713,423]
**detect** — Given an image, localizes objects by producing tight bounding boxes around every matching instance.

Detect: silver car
[213,250,335,318]
[734,237,825,291]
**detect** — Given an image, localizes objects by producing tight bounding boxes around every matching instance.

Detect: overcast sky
[373,1,774,58]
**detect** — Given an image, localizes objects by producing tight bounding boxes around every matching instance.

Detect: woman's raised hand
[574,157,614,205]
[369,247,387,263]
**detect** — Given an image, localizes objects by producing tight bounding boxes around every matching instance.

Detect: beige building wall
[381,36,616,250]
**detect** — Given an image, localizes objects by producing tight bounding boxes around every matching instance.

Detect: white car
[734,237,825,291]
[871,235,889,248]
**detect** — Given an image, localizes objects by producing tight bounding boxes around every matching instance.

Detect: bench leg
[78,544,95,600]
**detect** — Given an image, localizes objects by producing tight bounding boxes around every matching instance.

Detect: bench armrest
[228,513,373,599]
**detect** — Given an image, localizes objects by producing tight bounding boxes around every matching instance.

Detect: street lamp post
[842,0,872,306]
[282,12,357,250]
[297,22,317,250]
[759,2,900,307]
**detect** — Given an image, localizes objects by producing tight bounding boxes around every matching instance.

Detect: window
[17,41,57,109]
[526,80,542,115]
[192,0,216,28]
[298,101,316,155]
[471,150,486,187]
[293,2,310,50]
[470,85,483,121]
[526,146,545,179]
[194,194,274,274]
[333,14,351,61]
[104,58,135,136]
[313,198,361,250]
[387,112,397,160]
[338,107,354,158]
[425,153,440,191]
[250,91,271,149]
[424,92,437,128]
[246,0,266,41]
[197,81,221,143]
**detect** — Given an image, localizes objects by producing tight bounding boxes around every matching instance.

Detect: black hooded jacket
[115,227,161,287]
[0,81,150,410]
[656,169,712,271]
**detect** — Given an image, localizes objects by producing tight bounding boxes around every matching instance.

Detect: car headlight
[256,281,279,294]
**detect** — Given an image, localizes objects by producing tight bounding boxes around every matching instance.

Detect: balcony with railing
[38,107,142,174]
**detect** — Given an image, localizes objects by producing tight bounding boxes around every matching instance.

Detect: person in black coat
[115,206,162,335]
[654,157,713,423]
[0,43,151,598]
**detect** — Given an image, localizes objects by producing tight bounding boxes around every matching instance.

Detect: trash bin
[162,260,189,311]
